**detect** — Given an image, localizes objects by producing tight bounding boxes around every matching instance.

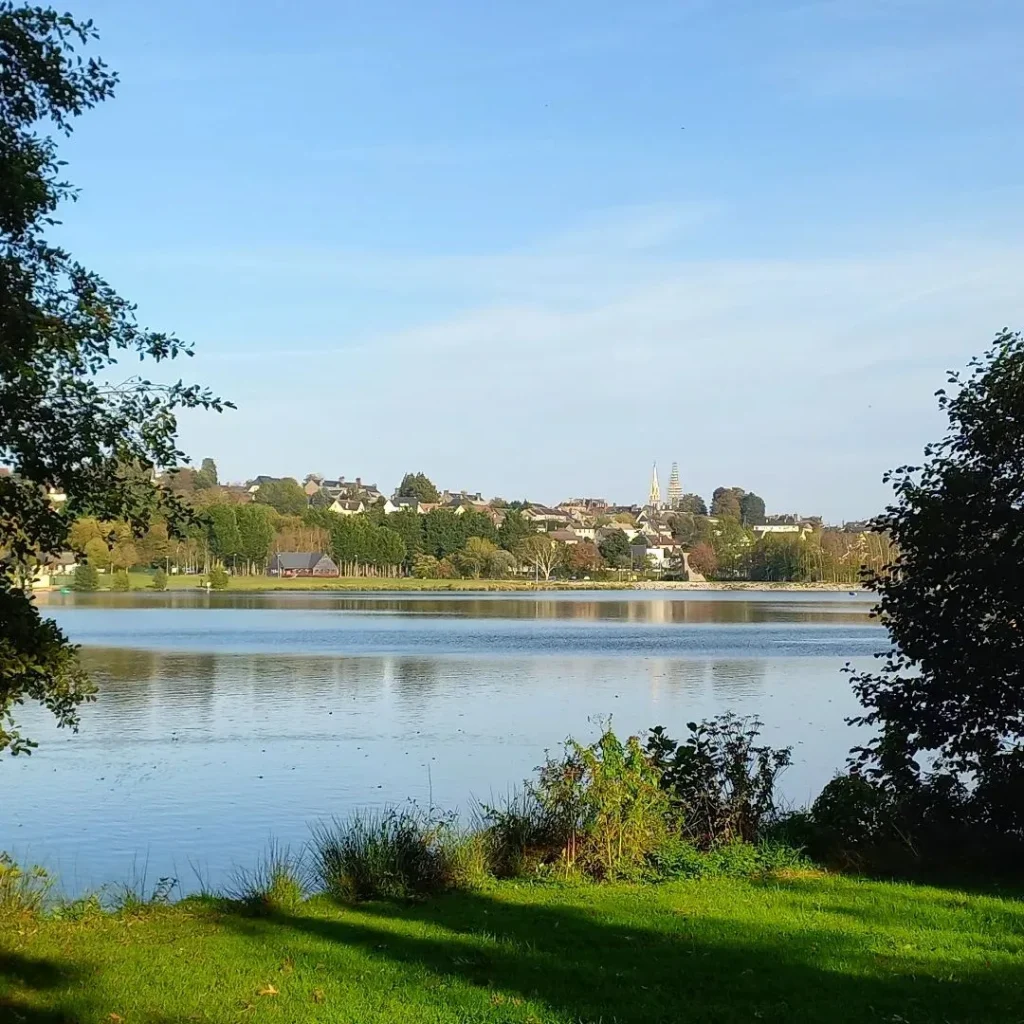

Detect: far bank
[44,573,869,594]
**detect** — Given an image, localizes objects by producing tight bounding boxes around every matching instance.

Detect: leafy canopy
[0,4,228,754]
[253,477,306,516]
[850,331,1024,796]
[396,471,439,504]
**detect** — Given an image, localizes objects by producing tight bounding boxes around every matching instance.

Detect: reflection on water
[39,588,872,625]
[3,591,880,893]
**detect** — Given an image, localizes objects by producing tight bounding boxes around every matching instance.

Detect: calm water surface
[3,590,881,892]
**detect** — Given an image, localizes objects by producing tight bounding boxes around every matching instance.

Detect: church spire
[648,463,661,509]
[667,462,682,509]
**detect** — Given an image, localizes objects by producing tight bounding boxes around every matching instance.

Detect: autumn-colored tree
[687,541,717,578]
[569,541,603,575]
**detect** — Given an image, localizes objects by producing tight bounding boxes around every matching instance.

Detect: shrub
[412,554,439,579]
[152,568,168,591]
[207,565,229,590]
[110,570,130,591]
[809,773,893,851]
[72,563,99,592]
[796,769,1018,875]
[227,841,307,914]
[481,727,671,881]
[538,728,671,879]
[0,853,52,917]
[310,808,458,901]
[436,829,490,891]
[646,714,791,848]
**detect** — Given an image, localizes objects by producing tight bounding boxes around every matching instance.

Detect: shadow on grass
[0,951,80,1023]
[752,872,1024,933]
[218,885,1024,1023]
[0,948,192,1024]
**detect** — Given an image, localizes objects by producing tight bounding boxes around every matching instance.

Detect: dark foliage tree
[669,512,713,549]
[459,508,497,544]
[677,493,708,516]
[253,477,306,516]
[598,529,631,568]
[397,471,439,504]
[739,491,766,526]
[0,5,228,754]
[710,487,743,520]
[423,508,463,558]
[850,331,1024,820]
[236,503,276,572]
[71,563,98,592]
[497,508,532,552]
[388,508,425,565]
[194,457,218,490]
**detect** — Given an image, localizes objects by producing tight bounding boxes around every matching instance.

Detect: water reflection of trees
[44,591,873,626]
[80,648,395,714]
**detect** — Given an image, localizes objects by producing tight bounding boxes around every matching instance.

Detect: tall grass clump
[0,853,52,917]
[310,808,464,901]
[478,788,558,878]
[226,840,307,914]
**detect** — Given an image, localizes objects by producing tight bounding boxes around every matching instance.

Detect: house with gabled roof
[329,499,365,516]
[267,552,339,577]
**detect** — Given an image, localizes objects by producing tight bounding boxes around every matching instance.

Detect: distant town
[20,458,887,589]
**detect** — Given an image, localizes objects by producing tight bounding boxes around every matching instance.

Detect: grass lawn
[3,872,1022,1023]
[121,573,630,593]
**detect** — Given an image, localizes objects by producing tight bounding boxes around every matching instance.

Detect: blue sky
[62,0,1024,520]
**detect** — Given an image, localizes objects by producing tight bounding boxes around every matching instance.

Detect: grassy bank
[71,573,862,594]
[125,573,592,592]
[2,872,1021,1023]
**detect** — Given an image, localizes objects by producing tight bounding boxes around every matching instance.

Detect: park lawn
[3,872,1023,1024]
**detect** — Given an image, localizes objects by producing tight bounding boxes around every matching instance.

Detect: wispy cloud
[176,203,1024,518]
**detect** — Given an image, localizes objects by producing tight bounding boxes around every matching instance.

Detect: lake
[2,590,882,894]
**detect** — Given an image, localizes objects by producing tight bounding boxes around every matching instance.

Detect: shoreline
[40,574,870,595]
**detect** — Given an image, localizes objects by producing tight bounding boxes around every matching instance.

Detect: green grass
[88,573,854,594]
[120,572,634,592]
[3,872,1022,1023]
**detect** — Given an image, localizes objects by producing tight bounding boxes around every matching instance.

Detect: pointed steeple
[648,463,661,509]
[667,462,682,509]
